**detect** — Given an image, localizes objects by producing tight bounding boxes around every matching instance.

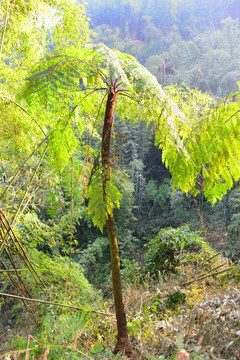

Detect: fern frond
[86,169,122,232]
[48,120,78,172]
[22,44,240,204]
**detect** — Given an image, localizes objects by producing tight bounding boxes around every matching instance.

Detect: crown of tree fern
[23,43,240,221]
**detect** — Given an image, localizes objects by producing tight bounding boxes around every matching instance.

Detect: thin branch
[114,77,121,88]
[118,92,135,100]
[197,262,227,276]
[115,81,123,89]
[98,71,109,85]
[70,88,105,113]
[118,89,130,93]
[69,87,107,93]
[224,109,240,124]
[0,345,95,360]
[0,94,46,137]
[201,252,222,265]
[0,292,115,316]
[0,136,48,202]
[25,335,31,360]
[74,59,108,87]
[181,267,234,287]
[67,118,75,285]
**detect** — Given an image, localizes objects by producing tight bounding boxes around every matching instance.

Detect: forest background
[0,0,240,359]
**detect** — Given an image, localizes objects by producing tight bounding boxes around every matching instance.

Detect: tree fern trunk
[102,84,133,355]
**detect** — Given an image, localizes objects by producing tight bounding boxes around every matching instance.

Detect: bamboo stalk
[0,292,115,316]
[0,259,20,291]
[200,262,227,276]
[0,0,10,60]
[0,269,26,273]
[0,211,45,289]
[4,246,32,298]
[10,145,48,226]
[0,259,35,312]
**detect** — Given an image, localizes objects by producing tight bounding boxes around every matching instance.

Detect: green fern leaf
[86,169,122,232]
[48,121,78,171]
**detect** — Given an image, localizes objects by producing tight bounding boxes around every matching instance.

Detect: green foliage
[86,169,122,232]
[17,212,62,250]
[6,311,123,360]
[89,0,240,97]
[146,178,171,211]
[121,259,143,285]
[53,0,90,54]
[23,248,98,306]
[21,40,240,214]
[21,43,194,233]
[170,190,190,220]
[168,89,240,204]
[79,237,111,285]
[2,1,240,359]
[48,121,78,172]
[37,312,89,359]
[144,225,214,276]
[165,292,186,311]
[88,342,123,359]
[147,289,186,319]
[0,0,91,233]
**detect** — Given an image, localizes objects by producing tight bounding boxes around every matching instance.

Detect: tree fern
[22,44,193,227]
[22,43,240,219]
[14,37,240,356]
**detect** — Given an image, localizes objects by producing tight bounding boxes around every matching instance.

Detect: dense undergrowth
[0,227,239,360]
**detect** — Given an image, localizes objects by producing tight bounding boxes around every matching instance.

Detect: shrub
[144,225,214,276]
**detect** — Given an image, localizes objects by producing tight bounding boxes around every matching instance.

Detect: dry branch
[181,267,234,287]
